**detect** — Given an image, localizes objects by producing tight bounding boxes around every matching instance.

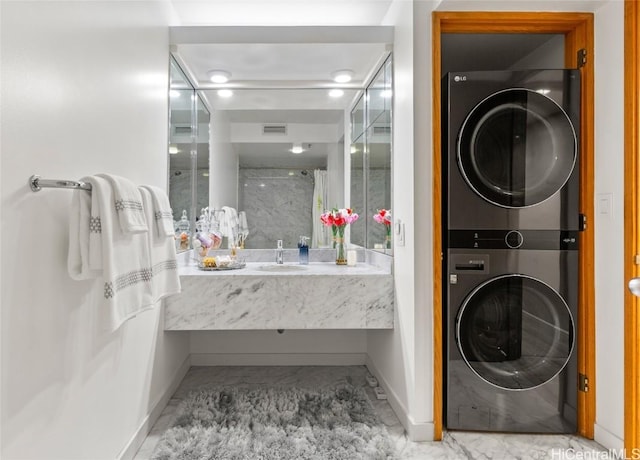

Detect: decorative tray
[197,261,246,271]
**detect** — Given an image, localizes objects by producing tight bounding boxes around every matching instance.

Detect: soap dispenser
[298,236,309,265]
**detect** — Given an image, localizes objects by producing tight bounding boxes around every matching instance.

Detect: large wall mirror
[350,57,393,254]
[169,57,211,252]
[168,27,393,251]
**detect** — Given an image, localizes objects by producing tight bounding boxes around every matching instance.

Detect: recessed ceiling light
[332,70,354,83]
[290,143,304,154]
[207,70,231,83]
[217,89,233,98]
[169,145,179,155]
[329,89,344,98]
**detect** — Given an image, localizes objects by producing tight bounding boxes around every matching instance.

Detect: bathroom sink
[257,264,308,272]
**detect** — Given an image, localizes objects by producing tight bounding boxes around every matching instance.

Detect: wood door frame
[432,11,595,441]
[624,0,640,454]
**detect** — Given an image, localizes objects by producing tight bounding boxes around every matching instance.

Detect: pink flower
[373,209,392,226]
[320,208,359,228]
[320,212,334,227]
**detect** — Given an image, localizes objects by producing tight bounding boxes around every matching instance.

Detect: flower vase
[385,225,392,249]
[335,227,347,265]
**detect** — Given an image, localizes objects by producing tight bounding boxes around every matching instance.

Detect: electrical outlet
[374,386,387,400]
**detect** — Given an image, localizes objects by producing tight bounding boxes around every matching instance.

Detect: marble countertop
[165,260,394,330]
[179,262,391,277]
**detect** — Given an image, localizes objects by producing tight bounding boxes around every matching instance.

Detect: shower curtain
[312,169,329,248]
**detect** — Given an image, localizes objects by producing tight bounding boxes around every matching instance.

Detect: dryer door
[456,274,574,390]
[457,89,577,208]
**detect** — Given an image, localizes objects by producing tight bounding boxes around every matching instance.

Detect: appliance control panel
[448,229,579,250]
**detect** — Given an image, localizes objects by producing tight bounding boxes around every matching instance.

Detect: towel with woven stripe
[97,173,148,234]
[68,186,101,280]
[139,185,174,237]
[68,175,154,331]
[139,186,181,302]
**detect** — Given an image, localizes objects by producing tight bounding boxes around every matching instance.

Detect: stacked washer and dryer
[442,69,581,433]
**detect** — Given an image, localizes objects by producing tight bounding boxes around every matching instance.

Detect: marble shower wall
[239,168,317,249]
[169,169,209,229]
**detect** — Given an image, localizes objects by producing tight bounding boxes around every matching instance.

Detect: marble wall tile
[238,168,316,249]
[169,169,209,228]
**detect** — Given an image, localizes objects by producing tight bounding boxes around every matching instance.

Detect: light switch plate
[395,219,405,246]
[597,193,613,218]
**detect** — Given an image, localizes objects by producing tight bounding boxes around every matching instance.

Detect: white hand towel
[68,187,101,280]
[239,211,249,238]
[87,176,154,331]
[139,187,181,302]
[220,206,239,247]
[139,185,174,237]
[96,173,148,234]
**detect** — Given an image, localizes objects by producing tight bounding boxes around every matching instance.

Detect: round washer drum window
[457,89,577,208]
[456,275,574,391]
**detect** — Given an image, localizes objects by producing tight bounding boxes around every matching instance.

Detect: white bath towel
[96,173,148,234]
[86,176,154,331]
[139,185,174,237]
[139,187,181,302]
[68,187,101,280]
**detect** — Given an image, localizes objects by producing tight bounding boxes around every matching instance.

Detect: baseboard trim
[594,423,624,451]
[190,353,368,366]
[117,355,191,460]
[365,356,434,442]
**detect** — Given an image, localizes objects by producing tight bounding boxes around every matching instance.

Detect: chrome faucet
[276,239,284,264]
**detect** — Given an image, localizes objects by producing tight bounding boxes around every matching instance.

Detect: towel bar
[29,175,92,192]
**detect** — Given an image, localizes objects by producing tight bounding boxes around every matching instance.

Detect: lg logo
[453,75,467,82]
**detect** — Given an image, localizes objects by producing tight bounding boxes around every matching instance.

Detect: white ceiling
[236,142,329,169]
[179,43,389,90]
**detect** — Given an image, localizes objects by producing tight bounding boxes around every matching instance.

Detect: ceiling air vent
[262,124,287,135]
[373,125,391,135]
[174,126,192,135]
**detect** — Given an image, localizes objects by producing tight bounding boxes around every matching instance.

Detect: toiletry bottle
[298,236,309,265]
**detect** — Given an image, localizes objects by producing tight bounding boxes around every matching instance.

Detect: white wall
[190,330,367,365]
[0,2,190,458]
[209,110,239,209]
[367,0,427,441]
[593,0,625,449]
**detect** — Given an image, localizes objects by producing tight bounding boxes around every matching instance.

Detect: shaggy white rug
[152,384,397,460]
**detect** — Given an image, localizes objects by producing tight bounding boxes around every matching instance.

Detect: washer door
[457,89,577,208]
[456,274,574,390]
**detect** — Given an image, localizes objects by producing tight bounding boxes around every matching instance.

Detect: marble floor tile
[133,366,607,460]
